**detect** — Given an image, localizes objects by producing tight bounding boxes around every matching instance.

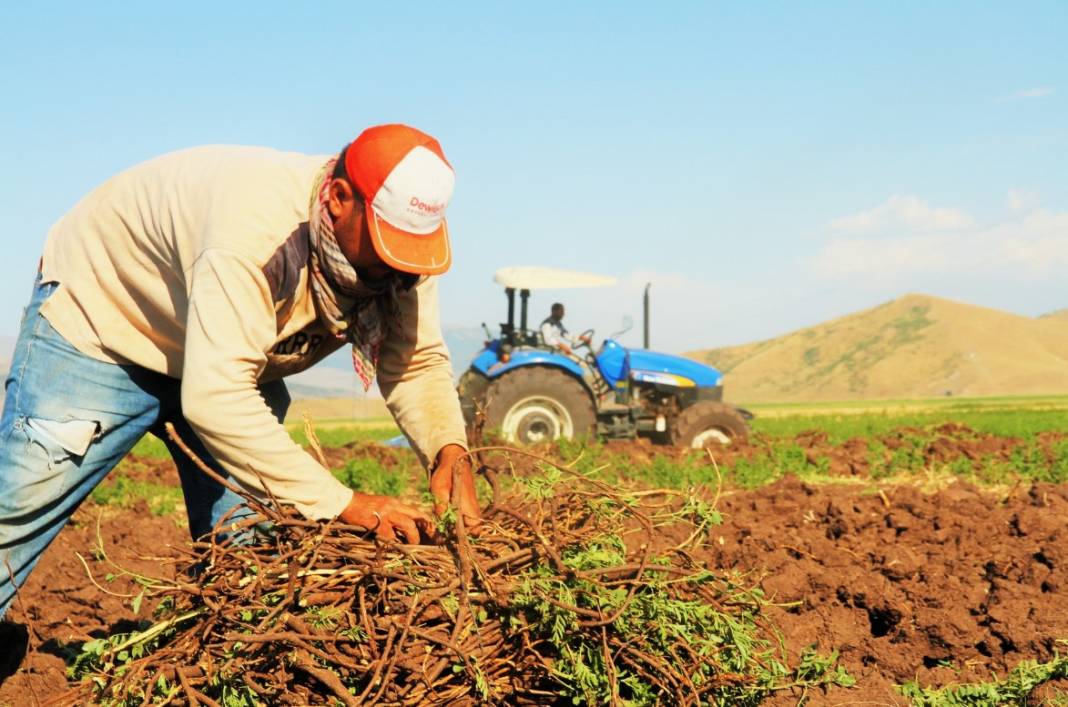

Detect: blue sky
[1,2,1065,355]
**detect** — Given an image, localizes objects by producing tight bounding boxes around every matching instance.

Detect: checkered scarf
[307,159,402,391]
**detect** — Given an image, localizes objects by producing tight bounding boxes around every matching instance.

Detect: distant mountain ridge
[6,302,1067,404]
[687,294,1068,403]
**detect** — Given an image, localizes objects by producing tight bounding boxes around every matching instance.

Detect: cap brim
[366,205,451,276]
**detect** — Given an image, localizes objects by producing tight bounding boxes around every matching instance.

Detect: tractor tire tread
[670,401,750,447]
[483,367,596,443]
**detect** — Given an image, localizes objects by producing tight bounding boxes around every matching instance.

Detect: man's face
[553,305,565,320]
[327,178,394,282]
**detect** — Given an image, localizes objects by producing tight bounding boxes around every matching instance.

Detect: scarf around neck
[307,158,403,391]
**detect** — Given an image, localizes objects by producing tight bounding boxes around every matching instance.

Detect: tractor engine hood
[628,349,723,388]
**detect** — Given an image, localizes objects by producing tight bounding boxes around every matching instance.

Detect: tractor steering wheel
[575,328,595,350]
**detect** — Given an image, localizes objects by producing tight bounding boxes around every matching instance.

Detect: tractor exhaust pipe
[505,288,516,344]
[643,282,650,349]
[520,289,530,334]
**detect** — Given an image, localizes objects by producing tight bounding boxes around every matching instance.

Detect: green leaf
[131,589,144,616]
[82,638,108,655]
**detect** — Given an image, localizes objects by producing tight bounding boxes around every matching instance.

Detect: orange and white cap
[346,124,455,276]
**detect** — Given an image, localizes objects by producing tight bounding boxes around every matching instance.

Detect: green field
[126,396,1067,485]
[113,394,1068,509]
[748,394,1068,438]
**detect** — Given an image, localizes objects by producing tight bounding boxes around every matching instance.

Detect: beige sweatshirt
[39,145,467,520]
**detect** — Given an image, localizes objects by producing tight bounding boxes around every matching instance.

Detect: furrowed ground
[2,396,1067,705]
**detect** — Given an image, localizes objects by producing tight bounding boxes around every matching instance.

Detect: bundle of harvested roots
[56,430,849,706]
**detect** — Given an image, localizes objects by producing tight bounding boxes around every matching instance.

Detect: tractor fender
[472,348,588,383]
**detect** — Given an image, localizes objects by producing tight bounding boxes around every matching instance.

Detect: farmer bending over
[0,124,482,626]
[540,302,590,356]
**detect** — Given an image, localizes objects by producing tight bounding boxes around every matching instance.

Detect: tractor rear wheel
[670,402,749,448]
[484,367,596,445]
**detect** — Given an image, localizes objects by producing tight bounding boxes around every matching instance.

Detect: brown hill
[687,294,1068,402]
[1041,308,1068,323]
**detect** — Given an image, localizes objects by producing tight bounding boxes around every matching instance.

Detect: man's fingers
[414,515,442,544]
[407,506,437,533]
[429,472,452,518]
[394,515,422,544]
[409,505,435,528]
[428,462,485,538]
[430,475,450,504]
[375,522,397,543]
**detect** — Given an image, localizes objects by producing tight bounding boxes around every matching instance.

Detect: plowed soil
[2,429,1066,706]
[711,476,1068,705]
[1,483,187,705]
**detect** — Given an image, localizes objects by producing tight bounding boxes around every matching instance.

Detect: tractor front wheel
[670,402,749,448]
[484,367,596,445]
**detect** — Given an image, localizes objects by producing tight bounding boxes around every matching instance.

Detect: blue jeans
[0,276,289,619]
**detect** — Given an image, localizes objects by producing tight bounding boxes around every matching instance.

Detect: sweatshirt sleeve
[180,248,352,519]
[377,276,468,469]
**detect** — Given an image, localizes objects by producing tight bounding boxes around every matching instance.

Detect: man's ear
[327,178,356,219]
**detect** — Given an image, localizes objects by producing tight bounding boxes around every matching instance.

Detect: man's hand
[338,492,435,544]
[429,444,483,534]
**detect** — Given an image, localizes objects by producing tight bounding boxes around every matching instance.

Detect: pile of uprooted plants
[52,428,852,706]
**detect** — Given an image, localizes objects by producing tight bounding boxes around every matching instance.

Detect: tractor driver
[0,124,484,638]
[540,303,591,356]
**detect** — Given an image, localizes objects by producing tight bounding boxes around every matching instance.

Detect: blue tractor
[458,267,751,448]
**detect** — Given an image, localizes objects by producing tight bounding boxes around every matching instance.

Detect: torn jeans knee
[2,416,100,516]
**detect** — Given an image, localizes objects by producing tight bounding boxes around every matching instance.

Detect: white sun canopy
[493,266,618,290]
